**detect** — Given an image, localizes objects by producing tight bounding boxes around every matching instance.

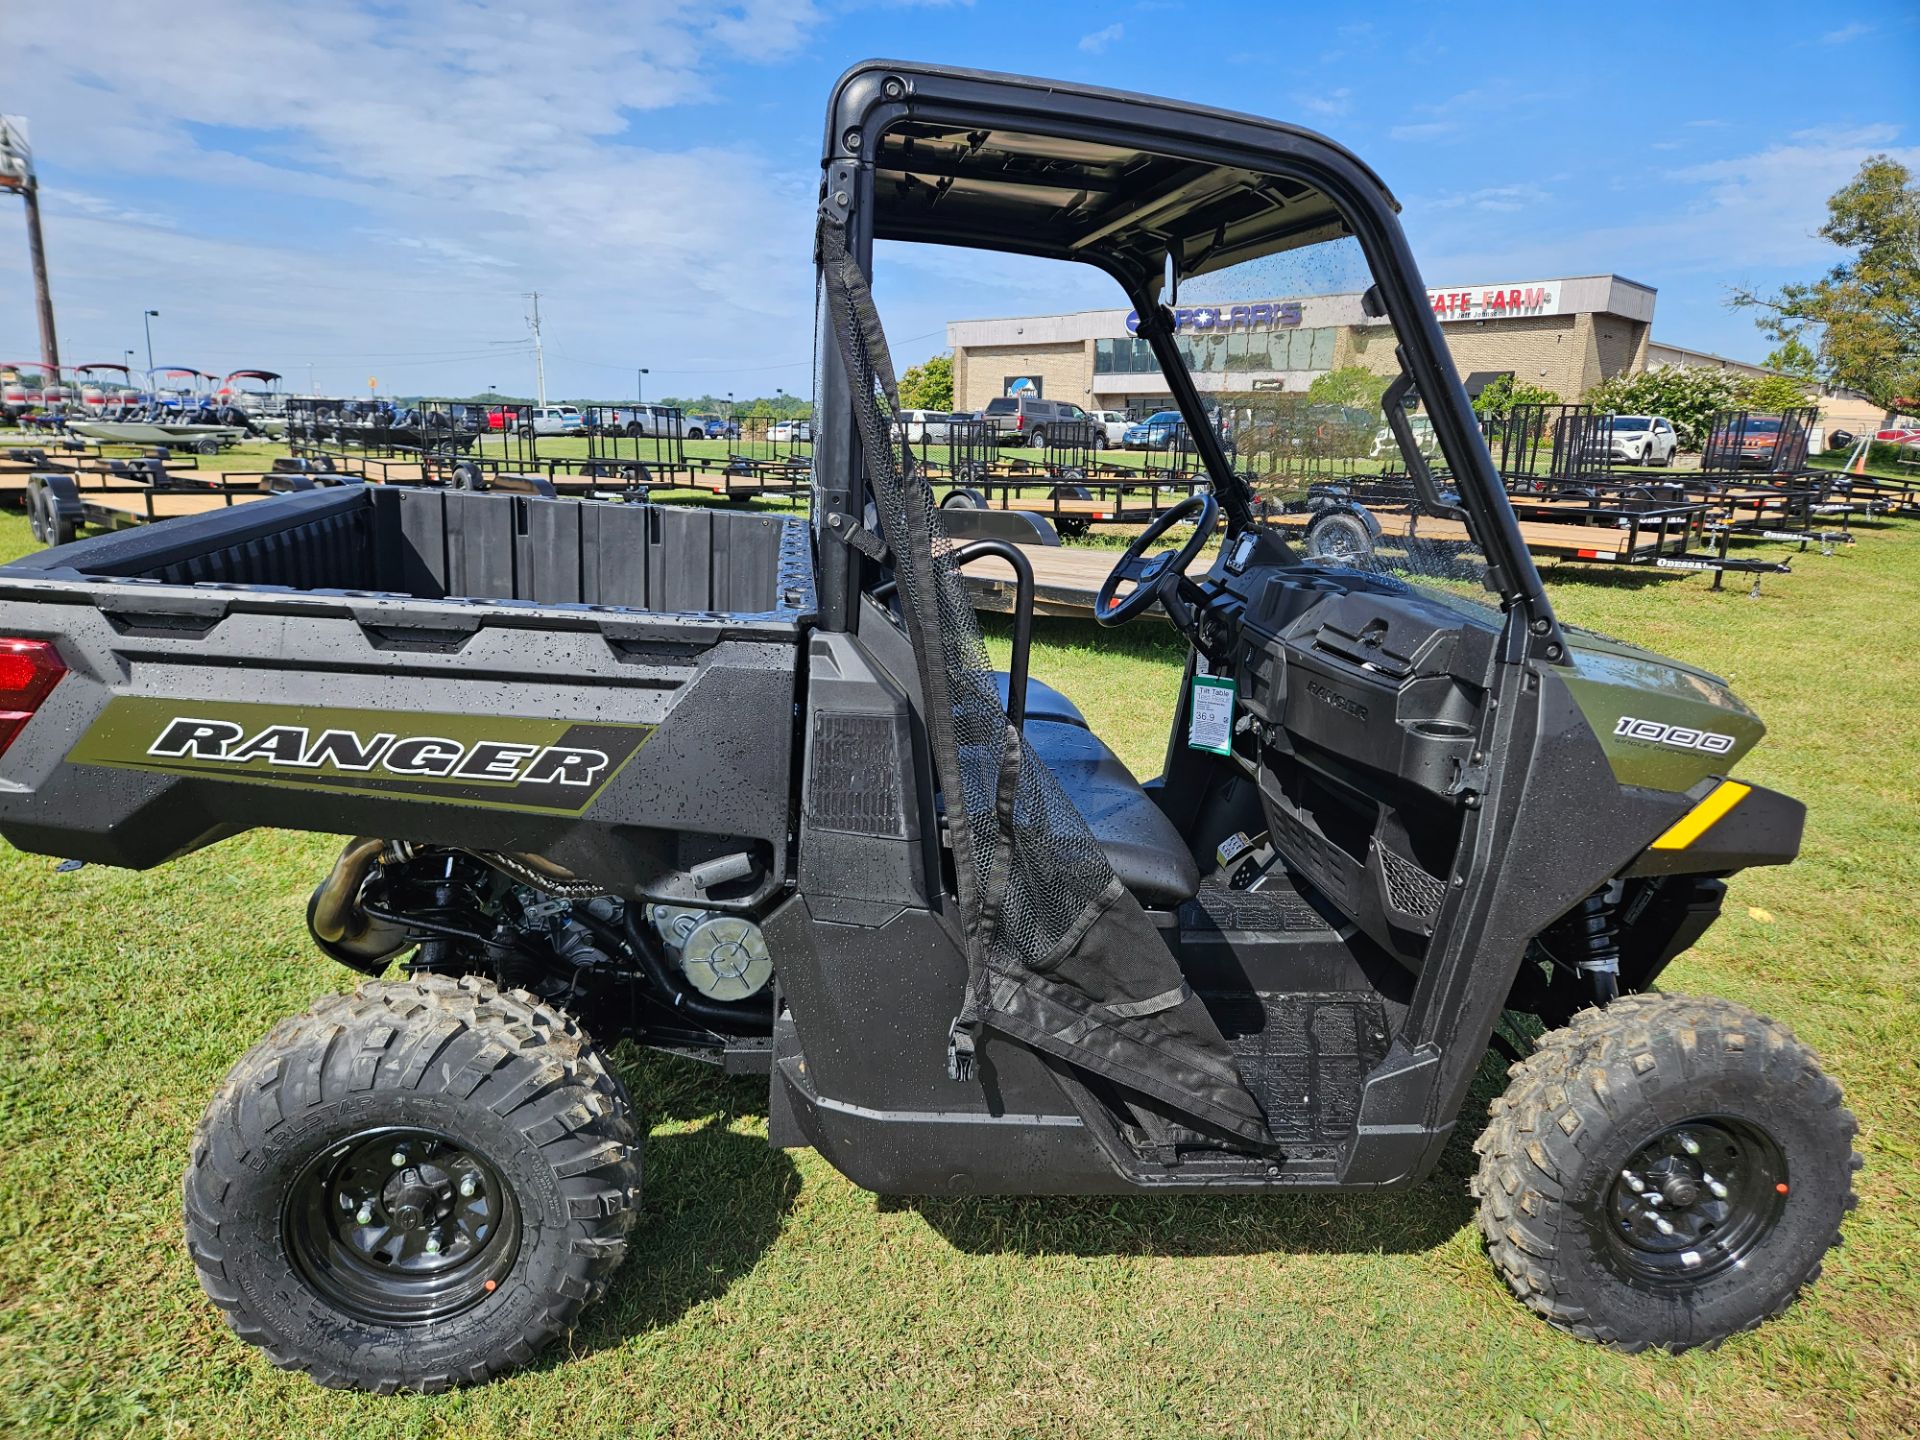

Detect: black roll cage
[814,60,1567,662]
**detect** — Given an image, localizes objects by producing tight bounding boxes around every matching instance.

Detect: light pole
[636,367,648,408]
[142,309,158,381]
[727,391,735,435]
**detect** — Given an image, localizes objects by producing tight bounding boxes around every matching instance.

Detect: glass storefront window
[1094,327,1334,375]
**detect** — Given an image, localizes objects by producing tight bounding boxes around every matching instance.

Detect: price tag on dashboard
[1188,674,1236,756]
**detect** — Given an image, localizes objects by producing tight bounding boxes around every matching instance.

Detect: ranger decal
[69,697,652,815]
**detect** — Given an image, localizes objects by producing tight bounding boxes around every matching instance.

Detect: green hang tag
[1188,674,1236,756]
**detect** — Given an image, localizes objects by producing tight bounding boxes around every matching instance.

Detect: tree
[1304,364,1388,413]
[1763,333,1820,381]
[1737,372,1814,412]
[1471,374,1559,421]
[899,352,954,411]
[1731,155,1920,413]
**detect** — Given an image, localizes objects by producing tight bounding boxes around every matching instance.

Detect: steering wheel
[1095,490,1219,626]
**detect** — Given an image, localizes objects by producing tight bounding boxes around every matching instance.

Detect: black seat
[1022,719,1199,907]
[994,672,1087,728]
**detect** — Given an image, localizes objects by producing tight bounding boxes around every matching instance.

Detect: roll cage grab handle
[816,62,1569,664]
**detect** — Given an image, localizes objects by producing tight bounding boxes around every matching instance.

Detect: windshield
[1147,233,1502,612]
[1612,417,1651,432]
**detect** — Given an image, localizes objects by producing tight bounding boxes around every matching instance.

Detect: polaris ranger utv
[0,64,1857,1392]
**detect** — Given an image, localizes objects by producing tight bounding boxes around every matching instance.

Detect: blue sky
[2,0,1915,400]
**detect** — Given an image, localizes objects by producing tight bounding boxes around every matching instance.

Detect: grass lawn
[0,503,1915,1438]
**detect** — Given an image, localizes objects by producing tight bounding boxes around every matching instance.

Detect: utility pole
[1,116,60,373]
[637,367,648,406]
[525,292,547,407]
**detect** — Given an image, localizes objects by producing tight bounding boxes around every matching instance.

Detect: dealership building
[945,275,1749,417]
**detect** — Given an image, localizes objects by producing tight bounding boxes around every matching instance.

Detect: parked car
[1370,414,1438,459]
[687,414,738,440]
[1121,409,1187,449]
[979,396,1089,448]
[1607,415,1678,467]
[1089,410,1131,447]
[768,419,813,443]
[900,410,976,444]
[520,405,584,437]
[1710,414,1808,471]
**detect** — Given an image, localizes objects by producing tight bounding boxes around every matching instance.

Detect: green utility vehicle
[0,63,1856,1392]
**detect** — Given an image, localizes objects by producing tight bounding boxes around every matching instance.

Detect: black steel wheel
[1475,993,1859,1352]
[284,1127,523,1325]
[184,974,641,1392]
[1601,1117,1787,1286]
[26,487,47,544]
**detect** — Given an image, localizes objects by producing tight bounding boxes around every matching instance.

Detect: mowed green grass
[0,505,1916,1439]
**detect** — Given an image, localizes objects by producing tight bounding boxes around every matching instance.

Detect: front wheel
[1474,993,1858,1353]
[183,974,641,1392]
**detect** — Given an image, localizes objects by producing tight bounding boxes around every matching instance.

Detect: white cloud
[1296,88,1352,120]
[1428,183,1553,214]
[0,0,827,396]
[1821,21,1873,44]
[1410,124,1920,284]
[1079,22,1125,54]
[1386,84,1550,145]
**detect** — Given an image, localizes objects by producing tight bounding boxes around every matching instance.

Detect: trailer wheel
[942,487,986,510]
[25,487,47,544]
[196,436,221,455]
[1473,993,1858,1354]
[1303,509,1375,565]
[183,974,640,1394]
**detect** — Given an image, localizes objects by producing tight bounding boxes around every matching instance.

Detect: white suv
[522,405,584,437]
[1608,415,1678,467]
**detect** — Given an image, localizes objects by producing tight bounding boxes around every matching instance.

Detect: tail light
[0,639,66,757]
[1015,414,1026,430]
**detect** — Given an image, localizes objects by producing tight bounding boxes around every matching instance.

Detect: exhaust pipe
[307,836,409,974]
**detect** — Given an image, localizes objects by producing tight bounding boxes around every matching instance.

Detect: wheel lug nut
[424,1234,442,1256]
[459,1174,478,1198]
[391,1151,407,1167]
[355,1204,374,1225]
[1653,1216,1675,1236]
[1705,1176,1728,1199]
[1622,1172,1644,1192]
[1678,1135,1701,1156]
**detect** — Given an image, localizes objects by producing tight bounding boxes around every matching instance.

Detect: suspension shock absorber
[1569,882,1625,1006]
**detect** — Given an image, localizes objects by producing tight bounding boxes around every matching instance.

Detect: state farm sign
[1428,282,1562,322]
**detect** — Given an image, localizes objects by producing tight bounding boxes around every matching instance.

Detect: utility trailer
[0,64,1858,1395]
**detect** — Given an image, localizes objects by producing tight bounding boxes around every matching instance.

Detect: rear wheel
[183,974,641,1393]
[1474,993,1858,1352]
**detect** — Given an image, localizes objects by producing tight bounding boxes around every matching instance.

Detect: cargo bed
[0,487,815,907]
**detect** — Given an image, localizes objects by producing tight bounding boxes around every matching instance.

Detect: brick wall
[1332,314,1644,400]
[953,341,1092,411]
[959,314,1653,409]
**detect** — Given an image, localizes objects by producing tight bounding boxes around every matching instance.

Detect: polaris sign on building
[946,273,1655,416]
